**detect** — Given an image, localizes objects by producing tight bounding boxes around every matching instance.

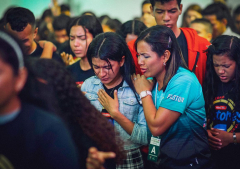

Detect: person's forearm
[142,95,181,136]
[222,132,240,145]
[141,95,169,136]
[141,95,158,126]
[113,111,134,135]
[40,42,54,59]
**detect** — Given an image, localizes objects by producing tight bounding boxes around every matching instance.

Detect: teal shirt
[152,67,211,168]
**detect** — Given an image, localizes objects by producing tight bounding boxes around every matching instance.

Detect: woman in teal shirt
[132,25,212,169]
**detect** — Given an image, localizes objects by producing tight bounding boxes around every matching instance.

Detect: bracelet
[139,91,152,99]
[233,132,237,145]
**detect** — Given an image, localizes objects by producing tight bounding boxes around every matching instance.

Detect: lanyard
[155,83,158,106]
[148,82,161,162]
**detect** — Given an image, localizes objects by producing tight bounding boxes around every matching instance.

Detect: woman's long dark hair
[87,32,138,100]
[135,25,188,91]
[203,35,240,118]
[21,58,125,163]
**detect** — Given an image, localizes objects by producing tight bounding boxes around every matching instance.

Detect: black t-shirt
[0,102,79,169]
[208,81,240,132]
[177,30,188,65]
[208,80,240,169]
[67,60,95,85]
[28,43,64,65]
[102,80,124,124]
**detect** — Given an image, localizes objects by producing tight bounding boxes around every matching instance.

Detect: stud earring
[163,62,166,66]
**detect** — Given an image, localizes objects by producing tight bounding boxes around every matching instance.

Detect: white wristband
[139,91,152,100]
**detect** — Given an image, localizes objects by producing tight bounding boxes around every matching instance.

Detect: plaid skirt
[116,148,144,169]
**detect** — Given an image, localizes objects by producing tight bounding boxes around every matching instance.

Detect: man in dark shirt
[4,7,63,64]
[149,0,210,85]
[128,0,210,85]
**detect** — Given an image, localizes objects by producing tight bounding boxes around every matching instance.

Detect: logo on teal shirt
[167,94,184,103]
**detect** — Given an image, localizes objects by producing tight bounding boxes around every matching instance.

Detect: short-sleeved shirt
[152,67,211,168]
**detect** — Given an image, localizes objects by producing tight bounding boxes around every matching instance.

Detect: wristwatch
[139,91,152,99]
[233,132,237,145]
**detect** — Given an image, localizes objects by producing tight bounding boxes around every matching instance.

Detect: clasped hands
[61,52,75,66]
[207,128,233,150]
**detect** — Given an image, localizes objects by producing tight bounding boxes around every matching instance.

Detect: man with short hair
[150,0,211,86]
[202,2,240,39]
[5,7,63,64]
[128,0,210,85]
[190,18,213,42]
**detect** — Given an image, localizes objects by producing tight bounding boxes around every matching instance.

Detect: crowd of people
[0,0,240,169]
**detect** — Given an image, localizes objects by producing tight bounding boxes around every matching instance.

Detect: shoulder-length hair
[135,25,188,91]
[203,35,240,117]
[87,32,138,99]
